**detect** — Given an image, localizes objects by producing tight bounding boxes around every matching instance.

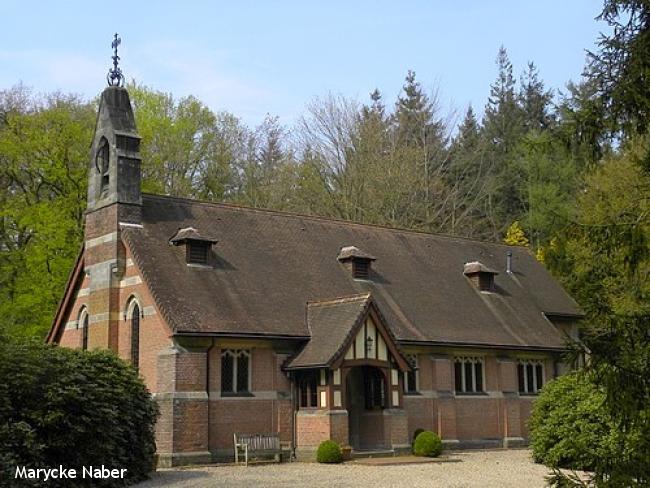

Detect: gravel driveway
[137,449,556,487]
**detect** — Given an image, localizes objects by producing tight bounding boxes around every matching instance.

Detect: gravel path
[137,449,556,487]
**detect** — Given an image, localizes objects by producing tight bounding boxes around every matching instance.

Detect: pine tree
[483,46,523,152]
[519,62,554,132]
[481,47,525,238]
[555,79,609,169]
[588,0,650,136]
[393,71,449,229]
[446,106,492,237]
[545,138,650,486]
[394,70,441,146]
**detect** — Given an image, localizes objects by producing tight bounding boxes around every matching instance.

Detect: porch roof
[285,294,371,370]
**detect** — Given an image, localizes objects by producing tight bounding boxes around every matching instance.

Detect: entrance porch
[285,294,412,458]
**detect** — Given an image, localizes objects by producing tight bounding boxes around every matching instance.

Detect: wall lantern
[366,336,374,354]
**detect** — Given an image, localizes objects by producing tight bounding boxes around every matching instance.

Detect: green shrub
[411,428,425,453]
[529,372,618,471]
[412,428,425,442]
[413,431,442,457]
[0,336,159,487]
[316,440,343,463]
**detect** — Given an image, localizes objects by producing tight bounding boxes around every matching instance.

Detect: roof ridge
[141,193,526,250]
[307,293,372,307]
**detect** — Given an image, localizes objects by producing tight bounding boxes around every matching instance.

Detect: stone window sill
[220,391,254,398]
[454,391,488,397]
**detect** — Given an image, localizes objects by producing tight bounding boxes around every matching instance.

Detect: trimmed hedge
[413,431,442,457]
[316,440,343,463]
[529,372,618,471]
[0,336,159,487]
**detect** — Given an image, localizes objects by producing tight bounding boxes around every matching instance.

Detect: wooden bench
[233,433,282,466]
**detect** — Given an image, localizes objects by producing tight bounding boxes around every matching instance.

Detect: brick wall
[56,243,171,394]
[383,409,409,448]
[210,399,284,449]
[400,351,558,445]
[403,396,434,438]
[455,398,500,439]
[155,345,211,465]
[296,410,349,448]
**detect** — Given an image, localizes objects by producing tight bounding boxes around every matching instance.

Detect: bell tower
[87,32,141,211]
[87,86,142,211]
[84,34,142,351]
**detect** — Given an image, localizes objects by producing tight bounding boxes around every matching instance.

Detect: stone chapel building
[47,84,582,466]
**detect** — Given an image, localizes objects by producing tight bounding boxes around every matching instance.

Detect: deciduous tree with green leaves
[0,86,94,338]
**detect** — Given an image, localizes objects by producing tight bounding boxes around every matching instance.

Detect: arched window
[127,299,141,370]
[220,349,250,395]
[79,307,89,351]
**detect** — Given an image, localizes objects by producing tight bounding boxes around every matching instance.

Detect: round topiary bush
[0,336,159,486]
[529,372,618,471]
[316,440,343,463]
[413,430,443,457]
[411,428,425,453]
[412,428,425,442]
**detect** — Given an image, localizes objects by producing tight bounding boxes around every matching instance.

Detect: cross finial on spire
[107,33,124,87]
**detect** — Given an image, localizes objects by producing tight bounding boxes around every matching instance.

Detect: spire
[87,37,141,214]
[107,33,124,87]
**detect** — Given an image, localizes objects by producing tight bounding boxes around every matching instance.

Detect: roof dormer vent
[337,246,376,280]
[463,261,498,292]
[169,227,218,266]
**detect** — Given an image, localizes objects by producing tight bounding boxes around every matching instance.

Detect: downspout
[206,338,215,461]
[291,371,297,461]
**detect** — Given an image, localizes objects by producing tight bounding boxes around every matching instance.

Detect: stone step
[351,449,396,459]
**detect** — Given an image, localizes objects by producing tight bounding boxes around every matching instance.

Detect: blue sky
[2,1,607,128]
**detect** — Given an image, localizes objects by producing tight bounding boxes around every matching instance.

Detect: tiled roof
[286,294,371,369]
[121,194,582,349]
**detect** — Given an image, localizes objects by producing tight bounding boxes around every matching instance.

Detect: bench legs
[234,445,249,466]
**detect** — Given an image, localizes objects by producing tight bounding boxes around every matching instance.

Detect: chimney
[506,250,513,274]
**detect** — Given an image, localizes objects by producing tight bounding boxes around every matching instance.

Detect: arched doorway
[346,366,387,450]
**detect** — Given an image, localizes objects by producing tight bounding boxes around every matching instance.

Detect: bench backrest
[234,433,280,451]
